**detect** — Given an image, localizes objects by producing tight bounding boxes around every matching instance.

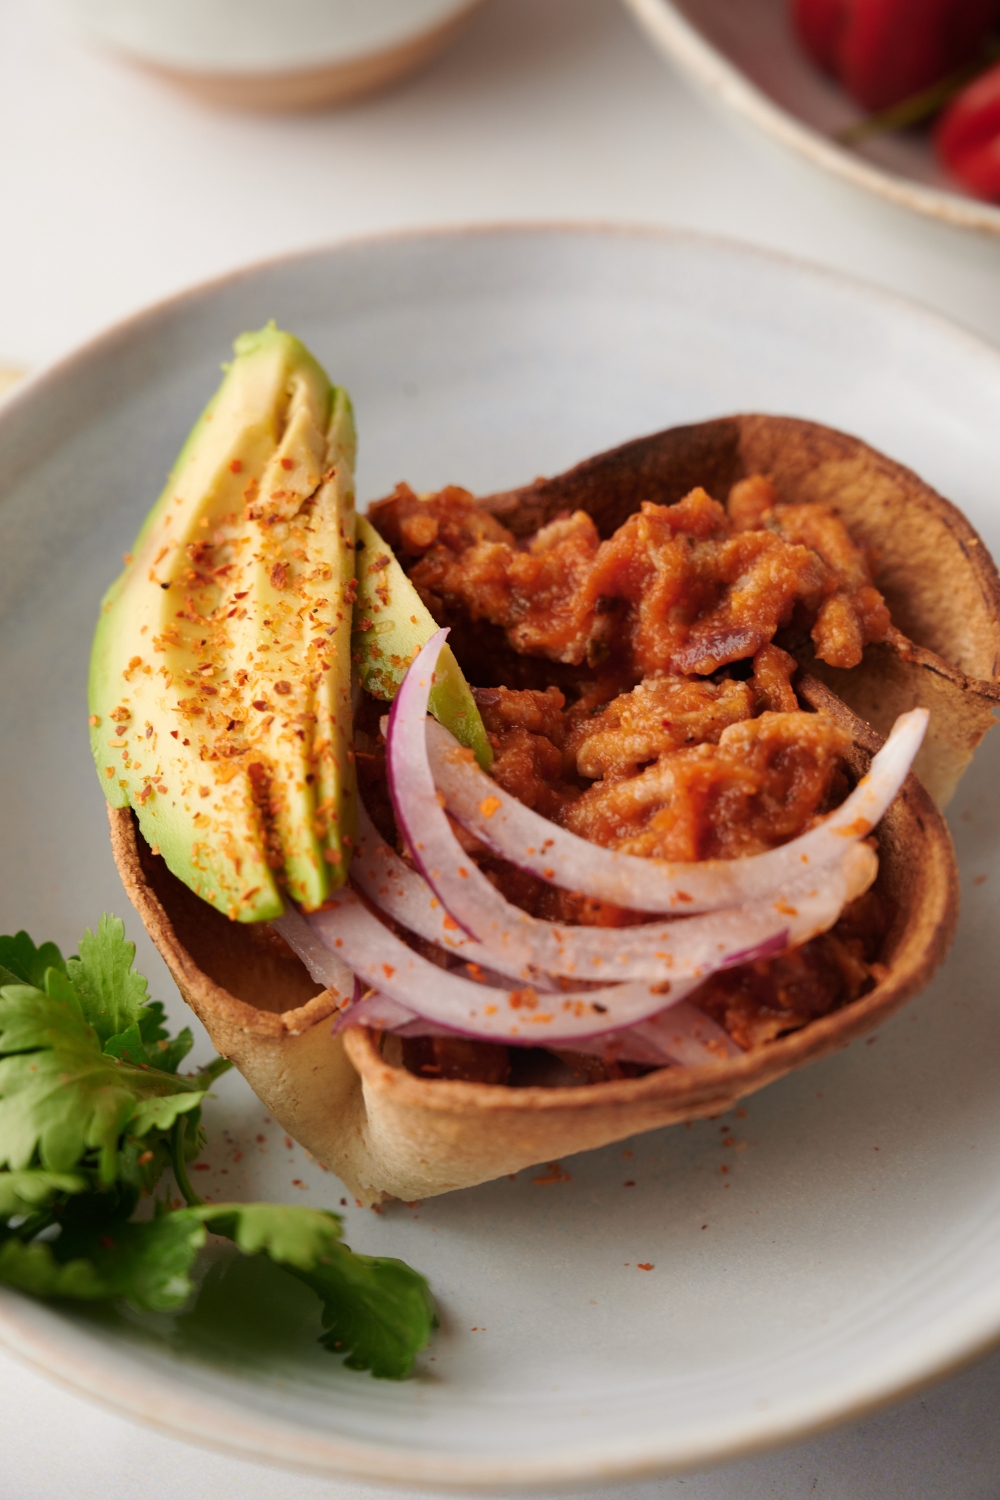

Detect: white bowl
[61,0,485,110]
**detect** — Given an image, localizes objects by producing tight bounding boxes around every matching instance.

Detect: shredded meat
[564,676,756,781]
[728,475,891,669]
[471,685,578,820]
[371,477,890,681]
[561,709,851,863]
[693,888,887,1048]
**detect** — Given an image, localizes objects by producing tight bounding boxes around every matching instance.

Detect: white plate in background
[622,0,1000,237]
[2,226,1000,1485]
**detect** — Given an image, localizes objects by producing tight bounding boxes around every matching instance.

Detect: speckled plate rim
[620,0,1000,238]
[4,224,1000,1487]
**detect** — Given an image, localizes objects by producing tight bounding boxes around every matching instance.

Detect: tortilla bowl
[105,413,990,1201]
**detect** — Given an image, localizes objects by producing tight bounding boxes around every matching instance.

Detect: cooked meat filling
[366,475,893,1085]
[369,474,890,678]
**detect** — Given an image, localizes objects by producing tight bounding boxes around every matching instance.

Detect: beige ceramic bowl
[63,0,485,111]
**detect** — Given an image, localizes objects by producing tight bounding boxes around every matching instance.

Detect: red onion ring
[336,993,736,1067]
[271,903,354,1003]
[424,700,926,915]
[383,630,879,981]
[352,802,558,988]
[306,886,709,1043]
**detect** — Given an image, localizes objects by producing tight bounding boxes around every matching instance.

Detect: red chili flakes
[340,1198,348,1207]
[636,1263,654,1272]
[623,1180,636,1188]
[281,457,294,471]
[137,1150,154,1166]
[270,561,288,590]
[974,874,989,885]
[274,680,292,695]
[252,699,269,711]
[256,1134,266,1143]
[229,459,242,473]
[532,1162,571,1185]
[284,1136,294,1150]
[193,1163,210,1172]
[292,1179,306,1189]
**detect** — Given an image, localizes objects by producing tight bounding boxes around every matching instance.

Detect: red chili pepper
[792,0,1000,111]
[935,60,1000,199]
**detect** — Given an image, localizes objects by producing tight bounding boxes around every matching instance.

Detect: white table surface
[3,0,1000,1495]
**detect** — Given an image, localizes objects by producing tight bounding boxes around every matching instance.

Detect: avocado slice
[352,514,492,769]
[89,326,357,922]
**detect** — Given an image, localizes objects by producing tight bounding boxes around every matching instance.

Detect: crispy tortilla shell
[482,415,1000,805]
[107,414,984,1200]
[108,679,958,1202]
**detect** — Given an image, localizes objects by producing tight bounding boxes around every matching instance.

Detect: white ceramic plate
[622,0,1000,237]
[2,226,1000,1488]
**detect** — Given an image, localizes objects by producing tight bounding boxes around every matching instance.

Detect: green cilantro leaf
[299,1245,438,1379]
[135,1000,194,1074]
[193,1203,436,1378]
[0,1238,109,1300]
[129,1093,205,1139]
[0,1212,206,1311]
[0,917,438,1377]
[0,1170,88,1218]
[0,932,66,989]
[196,1201,343,1268]
[64,914,149,1046]
[0,978,206,1183]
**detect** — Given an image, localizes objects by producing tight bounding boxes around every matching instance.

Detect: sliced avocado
[351,514,492,769]
[89,325,357,922]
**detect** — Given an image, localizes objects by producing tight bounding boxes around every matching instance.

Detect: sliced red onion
[383,632,878,980]
[333,993,432,1035]
[564,1001,741,1067]
[272,904,354,1003]
[425,703,926,914]
[304,844,873,1043]
[307,886,707,1042]
[352,801,557,988]
[336,990,737,1068]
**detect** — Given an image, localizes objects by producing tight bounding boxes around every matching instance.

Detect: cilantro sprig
[0,916,436,1378]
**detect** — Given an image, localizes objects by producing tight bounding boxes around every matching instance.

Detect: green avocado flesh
[352,514,492,770]
[89,326,358,922]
